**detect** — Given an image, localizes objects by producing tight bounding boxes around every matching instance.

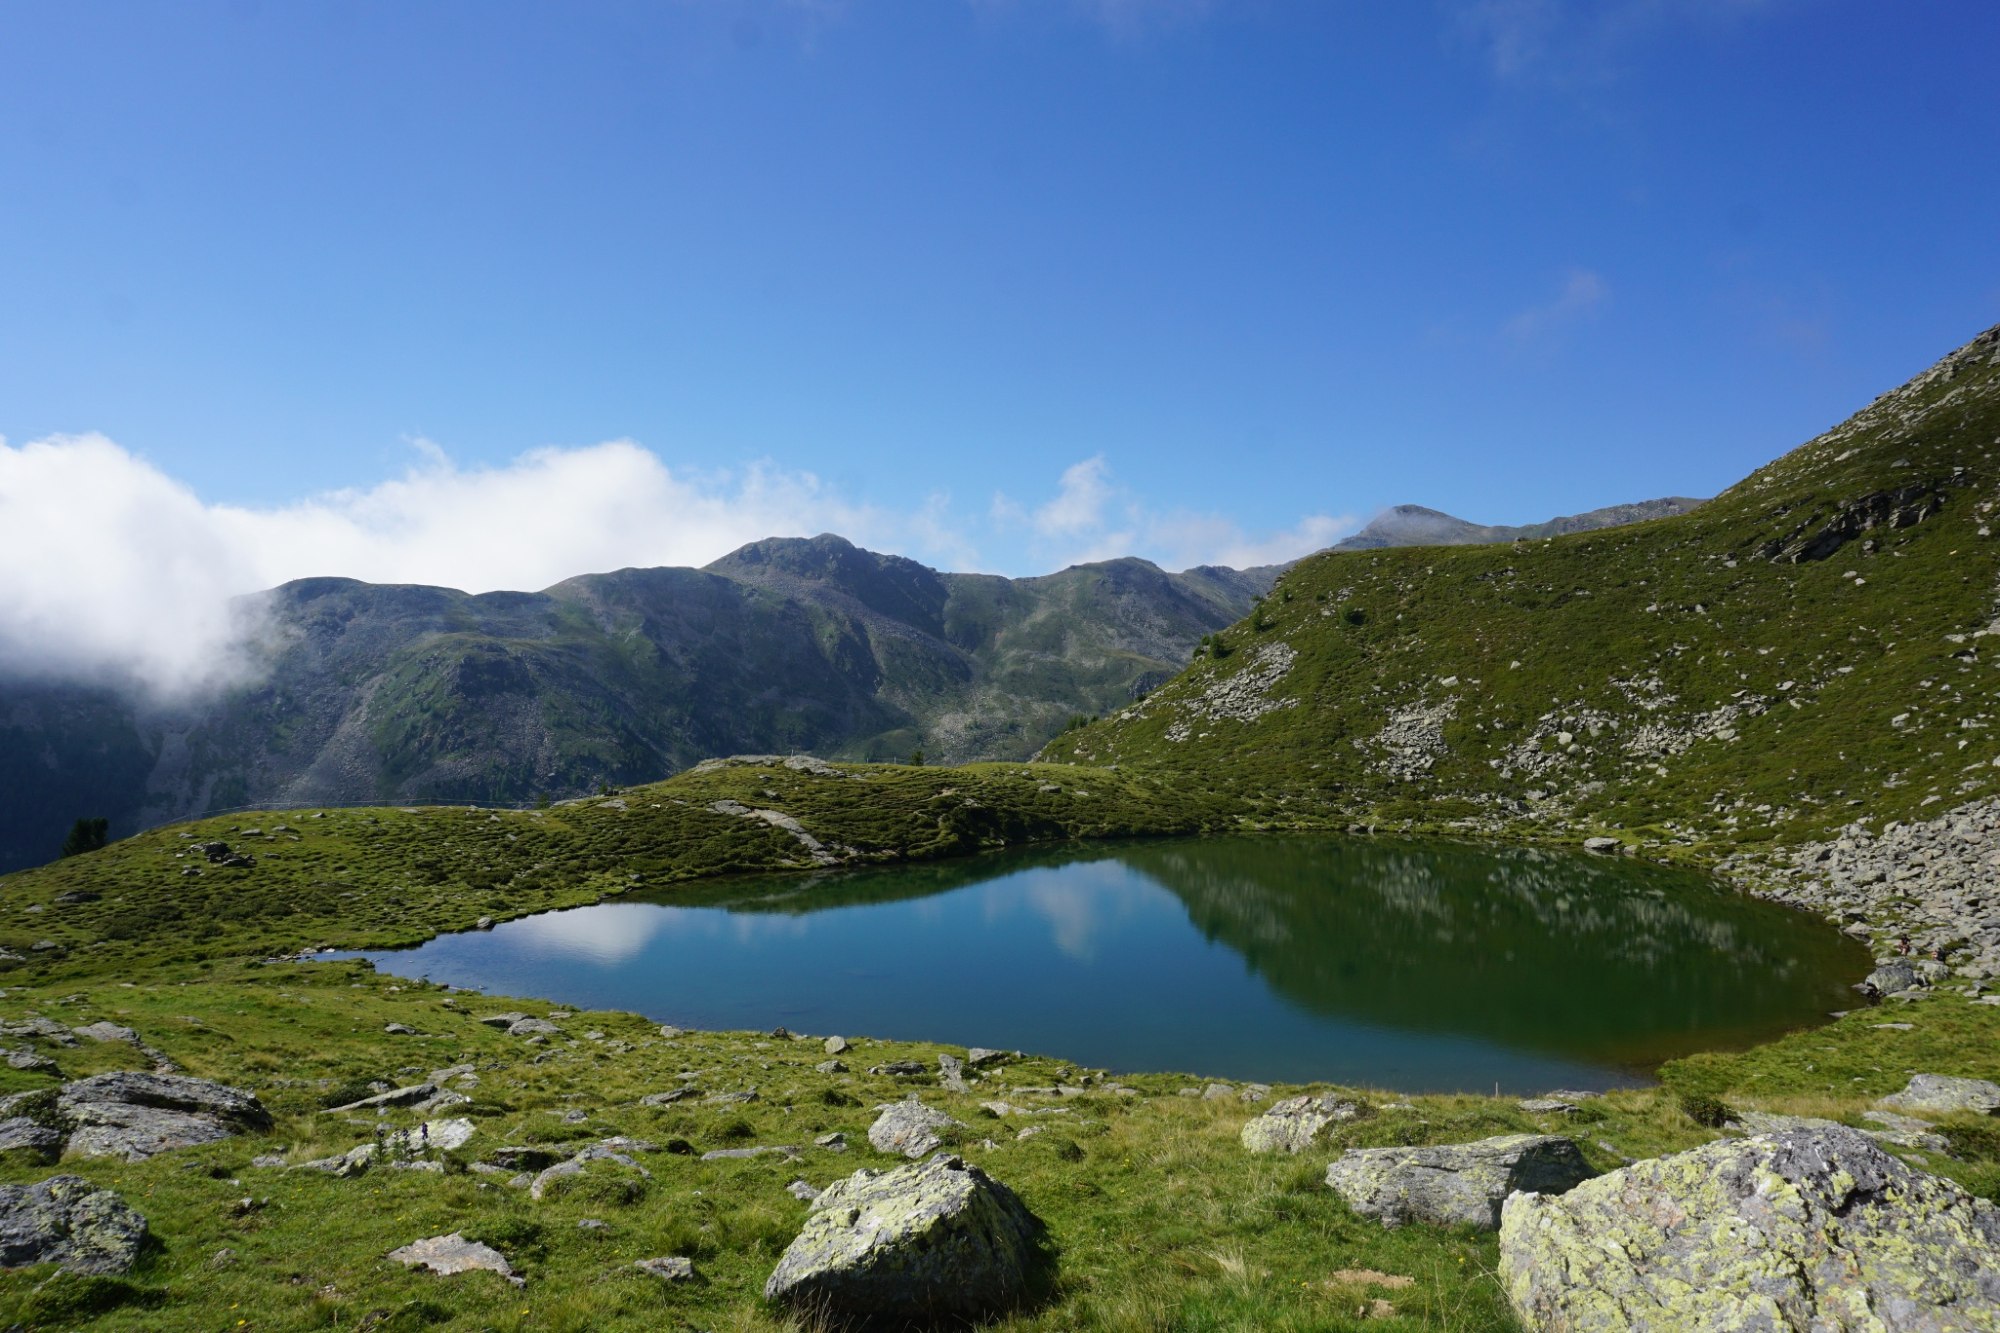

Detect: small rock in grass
[387,1232,523,1286]
[635,1255,694,1282]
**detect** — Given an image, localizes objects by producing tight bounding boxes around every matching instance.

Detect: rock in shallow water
[1325,1134,1592,1231]
[1499,1125,2000,1332]
[764,1153,1042,1323]
[0,1175,148,1274]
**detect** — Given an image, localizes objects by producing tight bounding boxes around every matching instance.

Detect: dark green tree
[908,747,925,766]
[61,817,109,858]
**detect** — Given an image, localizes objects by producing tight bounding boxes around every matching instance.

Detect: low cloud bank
[0,433,1350,698]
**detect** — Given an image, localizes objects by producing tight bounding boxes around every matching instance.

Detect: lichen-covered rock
[1499,1125,2000,1332]
[868,1100,963,1159]
[0,1175,148,1274]
[387,1232,523,1286]
[1878,1073,2000,1117]
[1326,1134,1591,1231]
[763,1153,1041,1323]
[1240,1092,1366,1154]
[57,1071,272,1162]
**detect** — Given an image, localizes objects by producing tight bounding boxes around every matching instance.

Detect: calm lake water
[355,836,1867,1093]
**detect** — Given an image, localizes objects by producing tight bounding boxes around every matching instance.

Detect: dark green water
[356,836,1867,1093]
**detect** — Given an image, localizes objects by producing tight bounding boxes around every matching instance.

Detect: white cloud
[995,454,1354,572]
[1502,267,1608,343]
[0,433,891,698]
[0,433,1352,699]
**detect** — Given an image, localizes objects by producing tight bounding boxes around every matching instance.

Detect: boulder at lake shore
[1499,1125,2000,1332]
[1326,1134,1592,1231]
[1240,1092,1367,1154]
[764,1153,1042,1324]
[0,1175,149,1274]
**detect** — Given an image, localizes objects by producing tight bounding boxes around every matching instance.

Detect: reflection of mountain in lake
[1121,839,1864,1066]
[668,836,1865,1069]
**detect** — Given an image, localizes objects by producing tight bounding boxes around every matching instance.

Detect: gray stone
[0,1175,148,1274]
[1518,1098,1578,1115]
[477,1012,529,1028]
[506,1018,561,1038]
[639,1088,697,1107]
[966,1047,1008,1068]
[869,1100,964,1159]
[1866,961,1927,993]
[388,1117,475,1155]
[815,1060,848,1074]
[69,1022,137,1045]
[1500,1125,2000,1332]
[1240,1092,1366,1154]
[0,1114,82,1164]
[529,1142,652,1202]
[1878,1074,2000,1117]
[57,1071,272,1162]
[764,1153,1040,1323]
[1582,836,1621,853]
[294,1144,379,1177]
[823,1035,850,1055]
[1326,1134,1592,1231]
[387,1232,523,1286]
[323,1083,437,1114]
[5,1051,58,1074]
[700,1145,796,1161]
[634,1254,694,1282]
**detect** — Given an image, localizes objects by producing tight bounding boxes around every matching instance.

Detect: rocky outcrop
[868,1100,963,1159]
[1746,796,2000,985]
[1499,1126,2000,1332]
[1878,1074,2000,1117]
[1325,1134,1592,1231]
[55,1072,271,1162]
[1240,1092,1366,1154]
[0,1175,149,1274]
[763,1153,1042,1323]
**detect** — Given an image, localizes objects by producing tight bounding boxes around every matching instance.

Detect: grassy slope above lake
[3,327,2000,1331]
[1040,325,2000,849]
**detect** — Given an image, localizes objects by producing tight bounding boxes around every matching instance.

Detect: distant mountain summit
[1333,498,1704,552]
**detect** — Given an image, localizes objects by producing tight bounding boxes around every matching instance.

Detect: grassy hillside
[1041,325,2000,851]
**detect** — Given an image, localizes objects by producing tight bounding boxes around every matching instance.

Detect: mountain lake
[349,835,1869,1093]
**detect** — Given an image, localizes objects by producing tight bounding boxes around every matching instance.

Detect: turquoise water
[355,836,1867,1093]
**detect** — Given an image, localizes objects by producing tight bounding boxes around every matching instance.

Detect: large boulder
[1499,1125,2000,1332]
[1241,1092,1366,1154]
[1878,1074,2000,1117]
[1326,1134,1591,1231]
[57,1071,272,1162]
[764,1153,1041,1323]
[0,1175,149,1274]
[868,1100,964,1159]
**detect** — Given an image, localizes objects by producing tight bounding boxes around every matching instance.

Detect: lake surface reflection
[356,836,1866,1092]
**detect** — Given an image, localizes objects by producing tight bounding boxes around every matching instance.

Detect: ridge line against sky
[1,0,1996,692]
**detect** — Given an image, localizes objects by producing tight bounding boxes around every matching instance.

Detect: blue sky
[2,1,1997,684]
